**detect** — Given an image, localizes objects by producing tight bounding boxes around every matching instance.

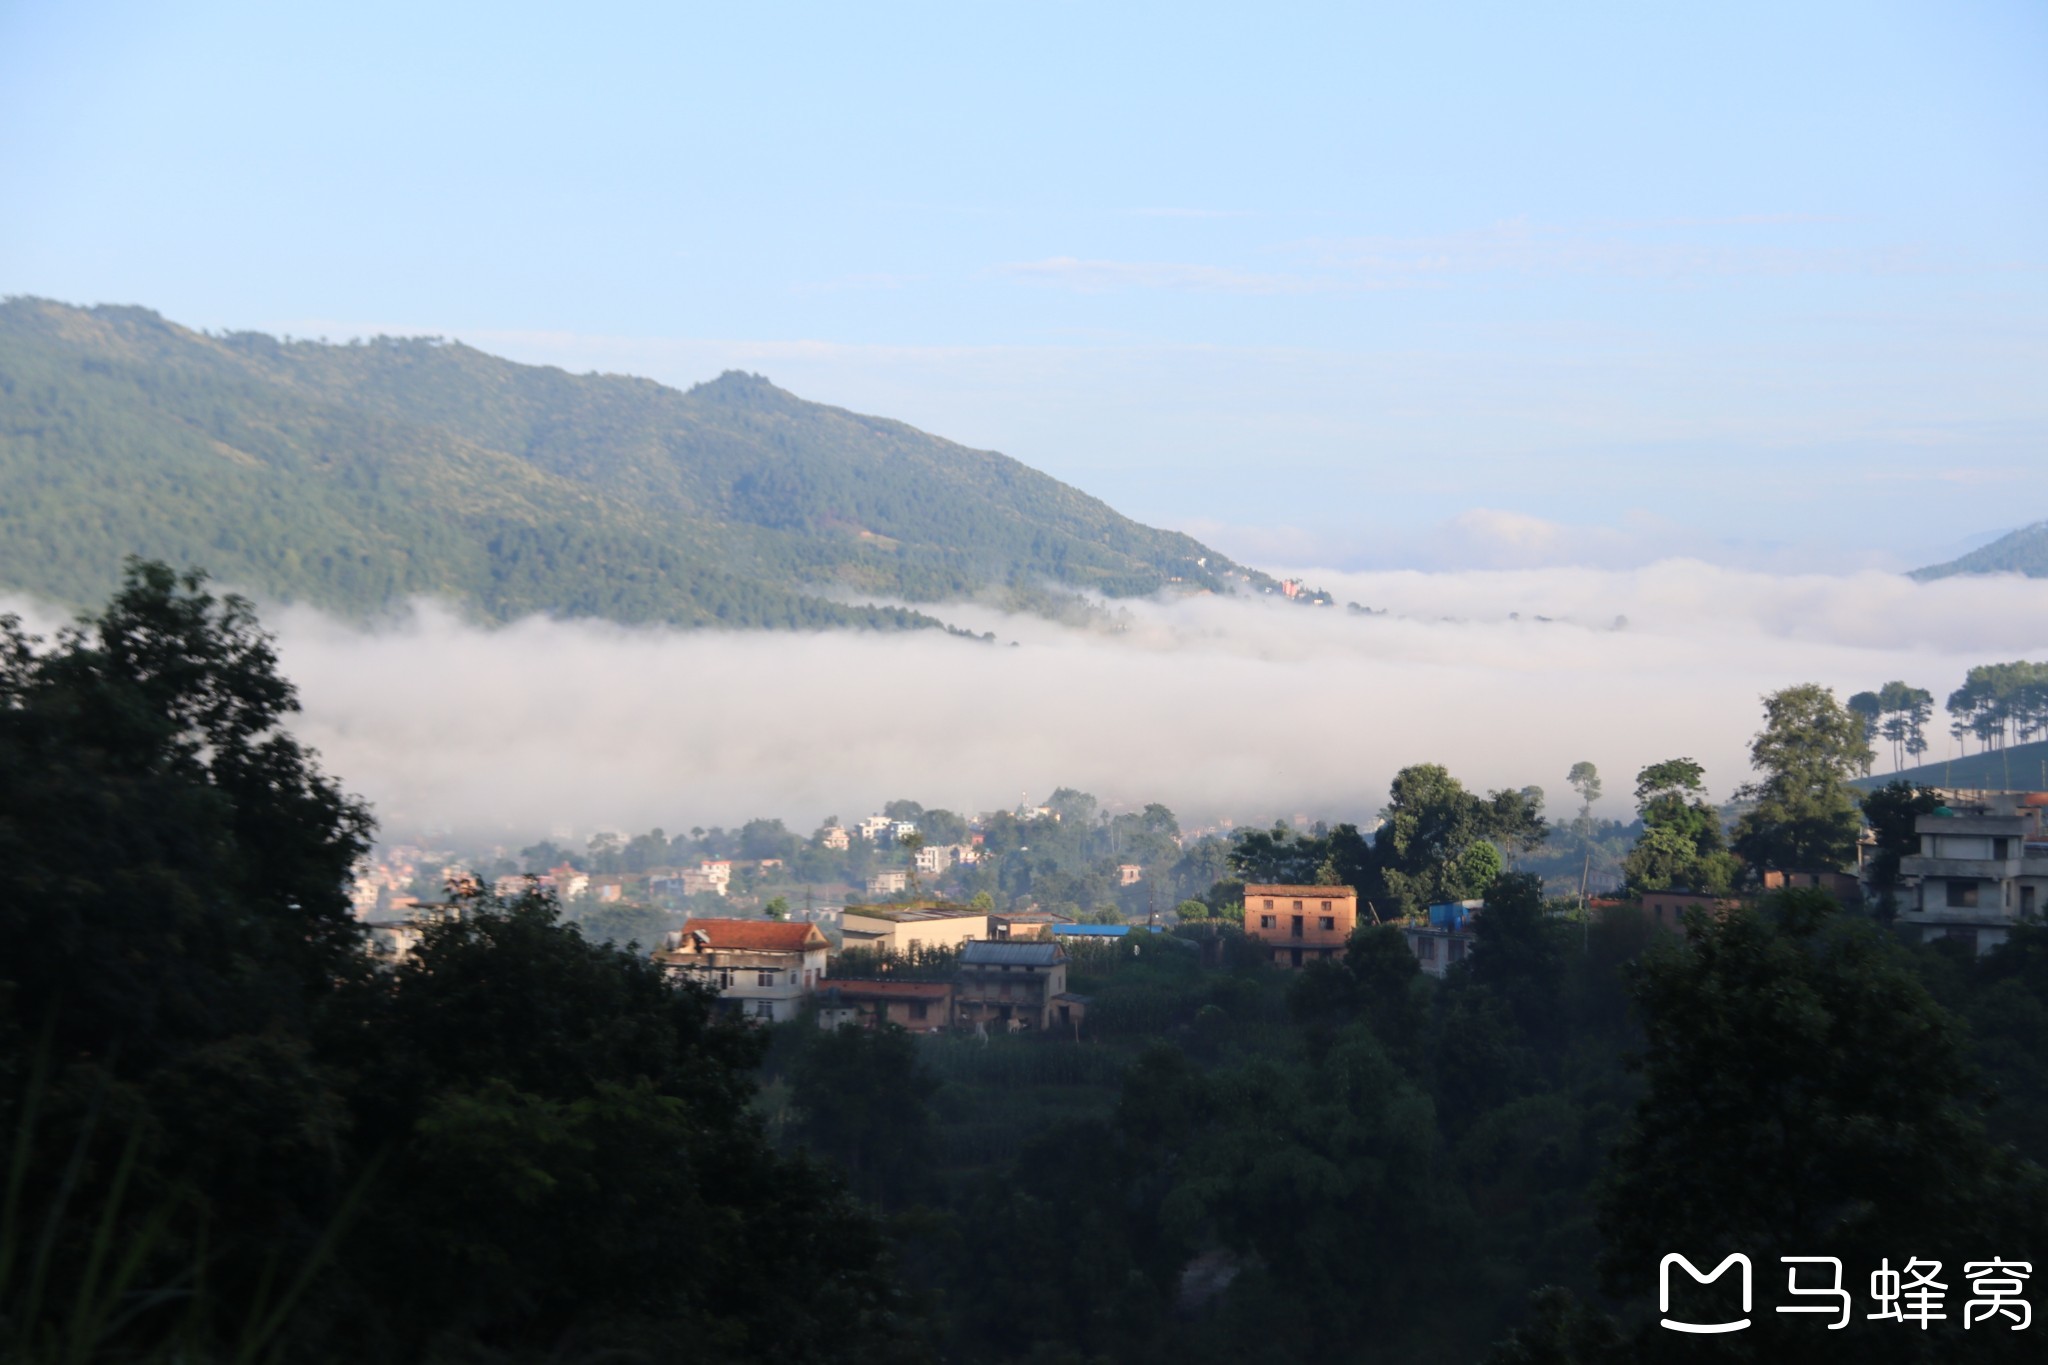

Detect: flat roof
[1244,884,1358,899]
[842,904,987,923]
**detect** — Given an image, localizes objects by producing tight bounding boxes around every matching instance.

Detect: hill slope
[1851,739,2048,793]
[0,298,1263,629]
[1910,522,2048,581]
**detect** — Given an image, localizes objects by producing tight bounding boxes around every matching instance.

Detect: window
[754,1000,775,1019]
[1320,916,1335,931]
[1291,915,1304,938]
[1260,914,1276,929]
[1416,937,1436,961]
[1263,899,1274,910]
[788,971,797,984]
[1292,900,1303,910]
[1290,948,1303,967]
[717,968,733,989]
[910,1002,928,1021]
[1449,939,1468,962]
[1320,900,1331,912]
[1994,837,2012,860]
[1948,881,1980,909]
[757,970,776,987]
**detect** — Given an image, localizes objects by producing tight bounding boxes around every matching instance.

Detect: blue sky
[4,0,2044,572]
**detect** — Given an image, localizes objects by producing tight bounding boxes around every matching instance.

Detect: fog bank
[8,561,2045,841]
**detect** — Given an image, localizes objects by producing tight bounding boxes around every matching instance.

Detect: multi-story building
[1243,883,1358,968]
[653,919,831,1022]
[820,826,851,851]
[840,903,987,954]
[1894,792,2048,954]
[955,940,1075,1032]
[1400,901,1480,978]
[866,870,909,898]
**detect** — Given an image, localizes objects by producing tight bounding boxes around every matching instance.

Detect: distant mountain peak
[1911,520,2048,581]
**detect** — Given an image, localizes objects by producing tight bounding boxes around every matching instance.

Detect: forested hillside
[1911,521,2048,581]
[0,298,1261,628]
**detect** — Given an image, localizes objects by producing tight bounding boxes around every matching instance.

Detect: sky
[4,0,2045,572]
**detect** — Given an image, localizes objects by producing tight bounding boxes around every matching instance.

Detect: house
[1894,792,2048,954]
[840,903,988,955]
[698,859,733,887]
[653,918,831,1023]
[1761,869,1861,903]
[866,870,909,898]
[816,979,955,1033]
[1117,863,1144,886]
[1401,901,1481,978]
[855,815,894,842]
[955,940,1069,1032]
[653,869,728,900]
[991,910,1074,940]
[1640,889,1743,931]
[913,844,949,875]
[1243,883,1359,968]
[889,819,919,840]
[820,826,851,850]
[548,865,591,899]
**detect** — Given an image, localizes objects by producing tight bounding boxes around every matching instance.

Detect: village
[344,777,2048,1037]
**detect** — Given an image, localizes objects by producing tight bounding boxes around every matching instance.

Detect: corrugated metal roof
[1051,923,1130,937]
[960,940,1065,966]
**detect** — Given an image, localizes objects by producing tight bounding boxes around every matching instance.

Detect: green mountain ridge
[0,297,1266,630]
[1851,737,2048,793]
[1910,521,2048,581]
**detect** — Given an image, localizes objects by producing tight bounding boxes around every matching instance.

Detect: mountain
[0,298,1264,630]
[1910,522,2048,582]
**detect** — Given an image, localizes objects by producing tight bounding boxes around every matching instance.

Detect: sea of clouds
[8,561,2047,843]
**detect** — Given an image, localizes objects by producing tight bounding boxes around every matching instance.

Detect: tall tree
[1566,761,1602,838]
[1620,758,1738,894]
[1731,684,1872,875]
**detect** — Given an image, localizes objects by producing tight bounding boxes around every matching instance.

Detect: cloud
[9,564,2042,844]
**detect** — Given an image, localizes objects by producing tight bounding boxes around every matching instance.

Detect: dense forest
[5,567,2045,1364]
[0,298,1265,630]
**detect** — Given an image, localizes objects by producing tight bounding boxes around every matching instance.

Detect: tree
[787,1024,940,1207]
[1731,684,1872,875]
[0,559,372,1066]
[1566,761,1602,839]
[1619,757,1738,895]
[1859,780,1942,920]
[1597,890,2048,1363]
[1372,765,1536,915]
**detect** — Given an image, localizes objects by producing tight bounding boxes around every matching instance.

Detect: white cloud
[10,564,2041,843]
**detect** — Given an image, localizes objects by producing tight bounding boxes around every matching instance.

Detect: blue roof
[1051,923,1131,937]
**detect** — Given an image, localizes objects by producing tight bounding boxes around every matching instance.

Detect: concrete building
[1640,889,1745,932]
[1895,792,2048,954]
[820,826,851,850]
[866,870,909,898]
[1243,883,1359,968]
[653,918,831,1022]
[1117,863,1144,886]
[991,910,1074,940]
[816,979,955,1033]
[955,940,1072,1032]
[840,903,988,955]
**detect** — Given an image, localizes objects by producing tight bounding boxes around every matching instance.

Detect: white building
[867,869,909,897]
[653,919,832,1022]
[1895,792,2048,954]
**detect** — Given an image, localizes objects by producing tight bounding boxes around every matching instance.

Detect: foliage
[0,299,1266,632]
[1598,889,2048,1362]
[1731,683,1872,875]
[1859,780,1943,920]
[1619,757,1739,895]
[0,565,929,1364]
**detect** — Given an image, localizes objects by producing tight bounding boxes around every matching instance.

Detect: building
[1761,869,1861,903]
[816,979,955,1033]
[820,826,851,850]
[653,918,831,1022]
[1894,792,2048,954]
[866,870,909,898]
[991,910,1074,940]
[855,815,894,842]
[1117,863,1144,886]
[653,869,729,900]
[1401,901,1481,977]
[913,844,949,875]
[1640,889,1744,931]
[1243,883,1359,968]
[840,903,988,955]
[955,940,1072,1032]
